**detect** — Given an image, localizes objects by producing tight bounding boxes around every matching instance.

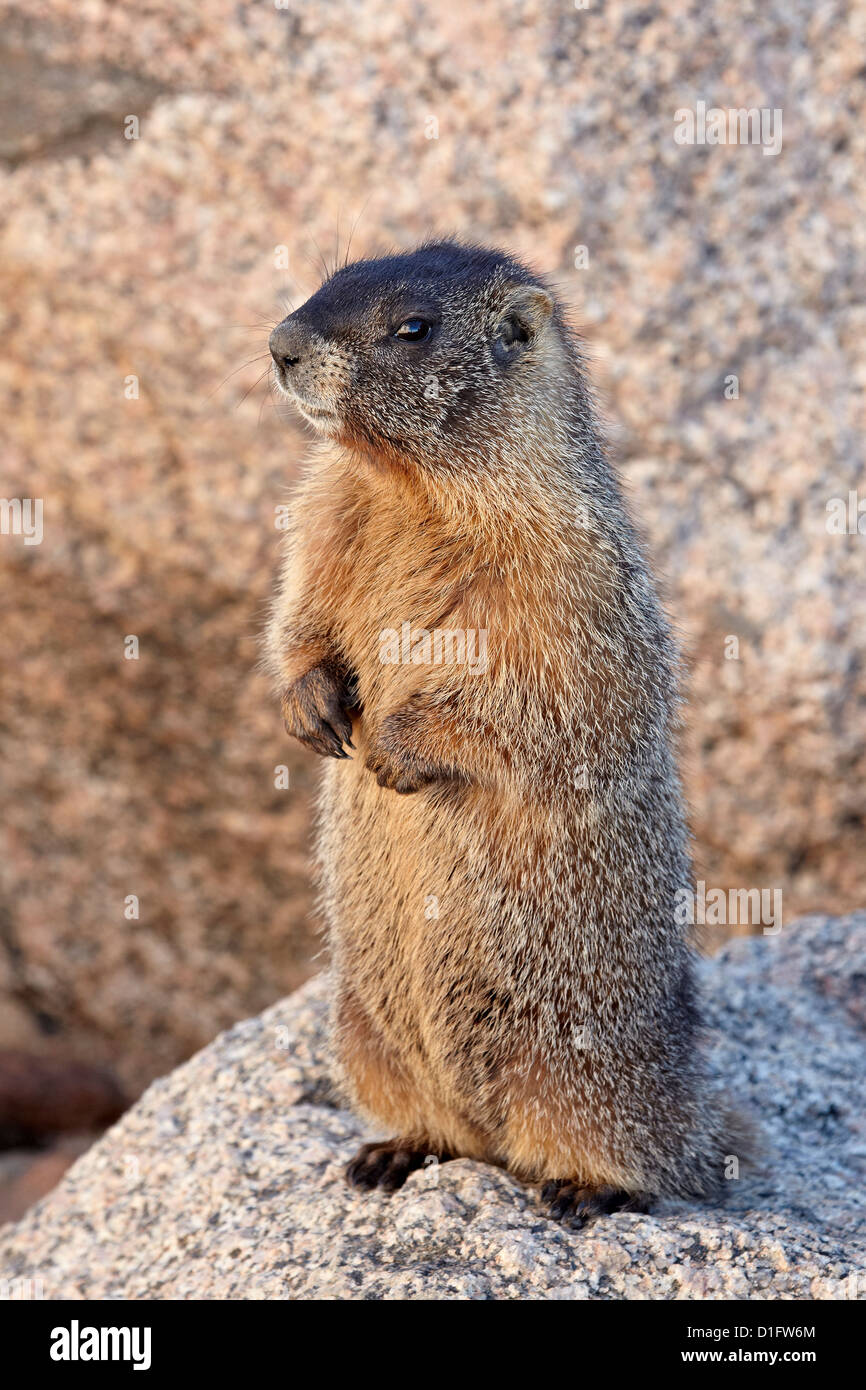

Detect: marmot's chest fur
[329,475,487,728]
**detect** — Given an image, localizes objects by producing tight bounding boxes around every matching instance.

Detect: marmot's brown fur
[266,240,742,1224]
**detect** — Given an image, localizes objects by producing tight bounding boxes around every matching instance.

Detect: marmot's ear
[493,285,554,364]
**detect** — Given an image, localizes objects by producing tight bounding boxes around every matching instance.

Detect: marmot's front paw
[365,748,440,794]
[281,663,355,759]
[365,732,443,794]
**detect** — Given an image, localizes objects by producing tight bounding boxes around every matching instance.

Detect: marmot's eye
[393,318,432,342]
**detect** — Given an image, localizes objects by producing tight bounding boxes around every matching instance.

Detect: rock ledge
[1,914,864,1300]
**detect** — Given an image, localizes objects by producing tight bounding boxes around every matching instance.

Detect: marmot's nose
[269,319,310,372]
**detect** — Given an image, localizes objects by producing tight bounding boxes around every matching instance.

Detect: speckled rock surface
[0,914,862,1300]
[0,0,864,1091]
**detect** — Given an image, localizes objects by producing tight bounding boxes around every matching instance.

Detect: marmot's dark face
[269,241,558,468]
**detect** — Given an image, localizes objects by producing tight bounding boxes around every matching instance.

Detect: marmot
[266,239,741,1225]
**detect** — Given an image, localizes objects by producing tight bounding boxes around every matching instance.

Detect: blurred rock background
[0,0,863,1215]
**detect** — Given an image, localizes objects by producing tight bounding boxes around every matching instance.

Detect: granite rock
[0,914,863,1300]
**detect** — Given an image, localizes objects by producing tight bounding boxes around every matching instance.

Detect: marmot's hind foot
[542,1180,652,1228]
[345,1139,449,1193]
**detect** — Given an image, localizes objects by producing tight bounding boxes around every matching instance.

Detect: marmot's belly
[322,760,505,982]
[319,761,588,1108]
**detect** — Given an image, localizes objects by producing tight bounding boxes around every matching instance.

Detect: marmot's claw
[542,1180,652,1228]
[345,1140,431,1193]
[281,663,355,758]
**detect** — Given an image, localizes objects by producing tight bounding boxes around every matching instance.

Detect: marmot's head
[269,240,570,472]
